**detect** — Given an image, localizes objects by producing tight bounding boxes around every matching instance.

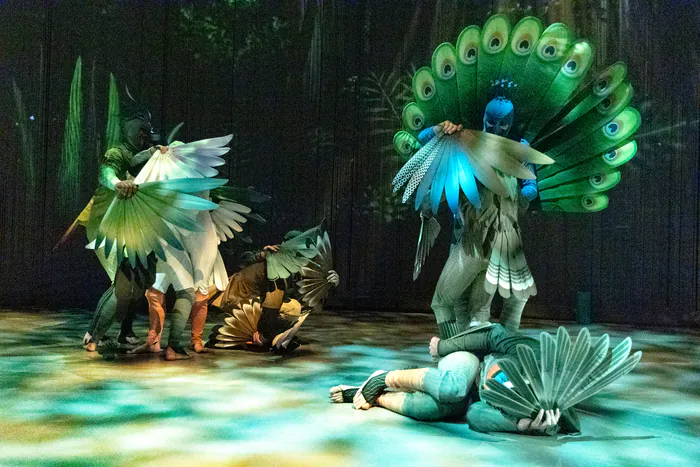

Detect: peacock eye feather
[566,60,577,72]
[402,102,426,131]
[545,45,556,56]
[482,15,509,55]
[519,40,530,50]
[605,122,619,135]
[605,150,617,160]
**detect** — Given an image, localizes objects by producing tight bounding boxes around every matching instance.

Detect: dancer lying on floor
[209,223,339,352]
[330,323,641,436]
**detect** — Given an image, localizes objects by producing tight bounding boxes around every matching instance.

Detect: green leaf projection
[12,80,37,199]
[360,71,414,224]
[105,73,120,151]
[57,57,83,216]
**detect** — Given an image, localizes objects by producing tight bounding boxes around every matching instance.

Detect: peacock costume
[129,135,269,354]
[392,15,641,338]
[209,222,337,353]
[332,323,641,436]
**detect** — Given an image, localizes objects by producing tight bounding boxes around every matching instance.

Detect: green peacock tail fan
[297,230,334,309]
[265,220,326,280]
[94,178,227,269]
[479,326,642,420]
[393,14,641,215]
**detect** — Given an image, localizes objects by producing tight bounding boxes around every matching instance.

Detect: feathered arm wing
[479,327,642,420]
[213,300,262,348]
[297,230,334,308]
[393,131,553,215]
[134,134,232,183]
[209,186,270,243]
[266,222,325,280]
[413,214,441,280]
[94,178,227,269]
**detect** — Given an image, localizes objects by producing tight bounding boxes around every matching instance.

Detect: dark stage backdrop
[0,0,698,327]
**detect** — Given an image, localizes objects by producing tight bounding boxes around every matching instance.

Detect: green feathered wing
[133,135,270,244]
[479,327,642,419]
[393,14,641,215]
[210,186,270,243]
[265,221,326,280]
[413,213,441,281]
[297,230,334,309]
[94,178,227,269]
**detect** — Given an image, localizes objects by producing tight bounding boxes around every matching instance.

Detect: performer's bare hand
[436,120,463,136]
[115,180,138,198]
[327,270,340,286]
[429,336,440,358]
[518,408,560,432]
[264,245,279,252]
[156,145,169,154]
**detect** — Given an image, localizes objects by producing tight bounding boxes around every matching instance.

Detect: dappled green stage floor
[0,309,698,466]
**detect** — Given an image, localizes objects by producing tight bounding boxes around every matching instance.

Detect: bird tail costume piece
[212,300,310,352]
[393,14,639,215]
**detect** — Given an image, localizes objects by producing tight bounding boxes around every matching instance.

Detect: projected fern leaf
[58,56,83,216]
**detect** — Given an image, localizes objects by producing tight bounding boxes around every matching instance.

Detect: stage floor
[0,309,698,466]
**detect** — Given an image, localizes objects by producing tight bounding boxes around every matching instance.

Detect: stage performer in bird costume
[392,15,641,338]
[124,135,269,360]
[331,323,641,436]
[208,222,339,353]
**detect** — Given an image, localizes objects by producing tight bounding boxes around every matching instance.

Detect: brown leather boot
[129,288,166,354]
[190,291,211,353]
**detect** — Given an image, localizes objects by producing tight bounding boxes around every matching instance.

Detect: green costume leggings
[431,245,527,338]
[386,351,522,432]
[87,285,136,340]
[388,352,478,421]
[88,256,191,349]
[89,265,149,345]
[166,290,194,349]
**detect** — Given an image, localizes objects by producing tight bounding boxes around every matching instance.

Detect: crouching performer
[330,324,641,436]
[209,221,339,353]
